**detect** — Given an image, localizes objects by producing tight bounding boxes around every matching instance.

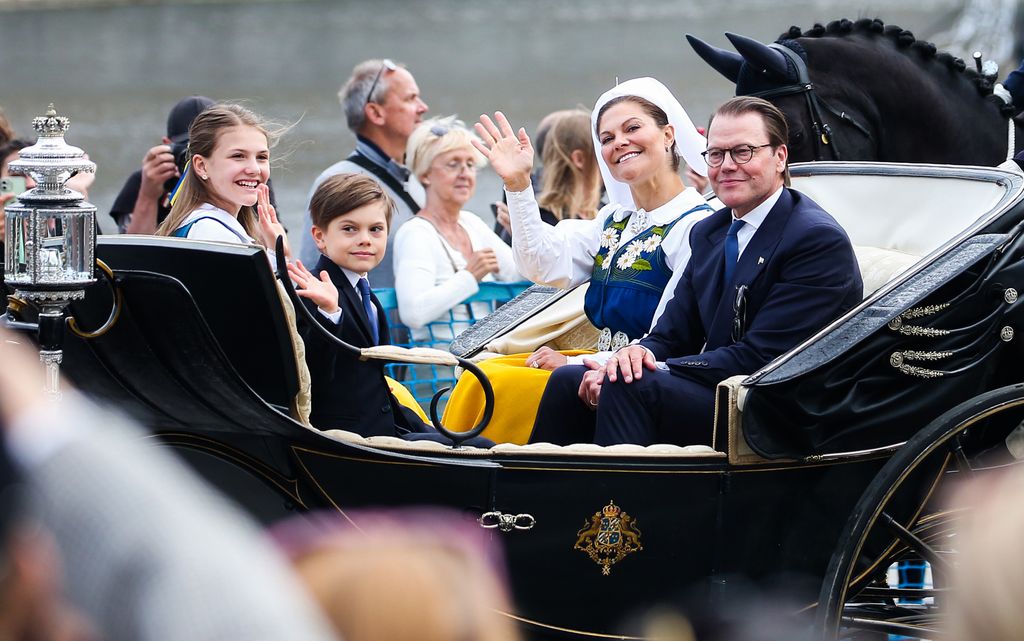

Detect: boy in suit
[288,172,425,436]
[289,173,490,446]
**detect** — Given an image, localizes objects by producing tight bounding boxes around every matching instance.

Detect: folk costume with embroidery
[443,77,713,444]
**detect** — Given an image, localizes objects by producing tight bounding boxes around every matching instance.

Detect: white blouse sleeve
[393,220,479,329]
[505,184,609,289]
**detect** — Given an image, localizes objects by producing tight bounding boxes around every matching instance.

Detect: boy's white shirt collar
[340,266,369,289]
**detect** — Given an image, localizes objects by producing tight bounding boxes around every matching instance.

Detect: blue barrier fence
[374,281,531,405]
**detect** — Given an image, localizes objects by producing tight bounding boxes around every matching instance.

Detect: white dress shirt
[732,186,784,260]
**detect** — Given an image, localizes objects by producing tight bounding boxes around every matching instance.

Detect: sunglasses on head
[363,59,398,110]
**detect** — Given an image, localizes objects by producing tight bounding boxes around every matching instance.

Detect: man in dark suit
[531,96,862,446]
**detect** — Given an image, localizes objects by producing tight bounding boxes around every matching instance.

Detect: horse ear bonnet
[686,34,743,83]
[688,32,807,97]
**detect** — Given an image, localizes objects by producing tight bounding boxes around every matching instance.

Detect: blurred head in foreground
[947,463,1024,641]
[272,508,520,641]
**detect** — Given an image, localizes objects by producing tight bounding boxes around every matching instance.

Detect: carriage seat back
[95,236,310,421]
[791,168,1008,257]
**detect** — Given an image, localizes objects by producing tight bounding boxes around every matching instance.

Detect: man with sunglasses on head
[531,96,862,447]
[300,59,429,286]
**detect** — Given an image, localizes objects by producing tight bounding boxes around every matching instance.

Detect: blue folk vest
[584,203,712,340]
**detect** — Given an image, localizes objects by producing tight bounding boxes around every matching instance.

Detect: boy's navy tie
[724,218,746,284]
[356,277,379,345]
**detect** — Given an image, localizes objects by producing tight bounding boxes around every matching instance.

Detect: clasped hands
[577,345,656,410]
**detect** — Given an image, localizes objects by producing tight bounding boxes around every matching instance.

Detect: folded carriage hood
[739,162,1024,458]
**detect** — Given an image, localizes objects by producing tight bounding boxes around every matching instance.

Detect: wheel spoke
[840,615,945,638]
[881,512,953,575]
[950,431,974,475]
[860,586,948,599]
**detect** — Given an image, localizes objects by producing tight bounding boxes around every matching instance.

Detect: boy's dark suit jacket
[298,255,428,436]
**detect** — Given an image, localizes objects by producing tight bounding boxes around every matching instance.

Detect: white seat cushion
[853,245,920,297]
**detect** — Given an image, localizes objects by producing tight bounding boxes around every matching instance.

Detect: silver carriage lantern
[4,104,97,398]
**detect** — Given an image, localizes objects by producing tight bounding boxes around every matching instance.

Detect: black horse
[688,18,1023,165]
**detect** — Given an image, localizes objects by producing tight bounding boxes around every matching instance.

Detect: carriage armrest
[716,376,771,465]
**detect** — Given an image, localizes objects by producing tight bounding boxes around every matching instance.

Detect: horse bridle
[750,43,873,161]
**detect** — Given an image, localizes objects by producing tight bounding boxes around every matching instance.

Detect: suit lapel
[315,256,375,345]
[706,189,795,348]
[730,188,794,288]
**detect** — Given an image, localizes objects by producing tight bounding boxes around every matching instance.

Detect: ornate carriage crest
[574,500,642,575]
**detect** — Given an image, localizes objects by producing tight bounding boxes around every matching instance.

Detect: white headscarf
[590,77,708,210]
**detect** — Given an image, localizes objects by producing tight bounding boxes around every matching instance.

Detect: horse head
[687,32,878,163]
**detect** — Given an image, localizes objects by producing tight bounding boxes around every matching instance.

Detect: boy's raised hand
[257,184,291,258]
[473,112,534,193]
[287,259,340,315]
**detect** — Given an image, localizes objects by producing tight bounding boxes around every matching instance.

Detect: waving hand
[473,111,534,192]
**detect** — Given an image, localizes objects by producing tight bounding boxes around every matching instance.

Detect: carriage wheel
[815,383,1024,640]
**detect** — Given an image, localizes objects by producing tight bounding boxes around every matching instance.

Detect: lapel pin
[757,256,765,265]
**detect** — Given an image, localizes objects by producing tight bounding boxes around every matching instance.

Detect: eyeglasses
[438,159,477,175]
[430,124,450,137]
[732,284,748,343]
[363,58,397,110]
[702,144,773,168]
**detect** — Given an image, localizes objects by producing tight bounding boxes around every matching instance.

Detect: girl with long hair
[156,103,291,258]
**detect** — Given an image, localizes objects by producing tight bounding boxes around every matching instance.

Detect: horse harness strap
[751,43,873,161]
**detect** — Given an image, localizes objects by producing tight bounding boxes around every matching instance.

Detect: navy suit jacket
[298,255,427,436]
[639,188,863,389]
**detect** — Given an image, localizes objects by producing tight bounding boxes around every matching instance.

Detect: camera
[163,140,191,192]
[170,140,189,173]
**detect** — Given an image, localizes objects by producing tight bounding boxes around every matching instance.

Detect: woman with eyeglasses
[392,117,521,344]
[442,78,712,445]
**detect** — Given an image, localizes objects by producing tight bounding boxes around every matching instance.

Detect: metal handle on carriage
[478,511,536,532]
[67,259,123,339]
[274,236,494,445]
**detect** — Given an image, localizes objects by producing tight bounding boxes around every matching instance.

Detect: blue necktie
[356,277,379,345]
[724,218,746,284]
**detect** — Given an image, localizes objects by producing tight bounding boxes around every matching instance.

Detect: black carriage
[10,161,1024,640]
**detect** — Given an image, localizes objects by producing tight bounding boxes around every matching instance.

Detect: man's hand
[605,345,656,384]
[139,143,178,201]
[577,358,605,409]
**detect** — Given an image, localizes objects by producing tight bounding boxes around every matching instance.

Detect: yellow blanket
[442,351,594,444]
